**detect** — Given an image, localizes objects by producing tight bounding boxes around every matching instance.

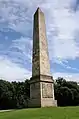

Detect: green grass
[0,106,79,119]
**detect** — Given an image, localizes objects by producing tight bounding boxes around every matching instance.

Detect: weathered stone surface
[42,83,53,98]
[29,8,57,107]
[30,82,40,99]
[32,8,50,77]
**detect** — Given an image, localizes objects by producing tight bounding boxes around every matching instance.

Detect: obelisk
[29,8,57,107]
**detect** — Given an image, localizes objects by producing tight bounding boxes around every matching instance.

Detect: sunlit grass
[0,106,79,119]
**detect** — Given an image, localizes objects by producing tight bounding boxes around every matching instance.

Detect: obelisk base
[28,75,57,107]
[28,98,57,108]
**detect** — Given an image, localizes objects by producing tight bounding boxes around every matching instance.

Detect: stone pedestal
[28,75,57,107]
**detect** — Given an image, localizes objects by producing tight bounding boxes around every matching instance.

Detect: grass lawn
[0,106,79,119]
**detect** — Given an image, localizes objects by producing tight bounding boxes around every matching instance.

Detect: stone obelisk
[29,8,57,107]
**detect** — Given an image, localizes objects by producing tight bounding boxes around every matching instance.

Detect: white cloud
[44,0,79,62]
[0,56,31,82]
[53,72,79,82]
[1,36,32,67]
[52,38,79,60]
[10,37,32,61]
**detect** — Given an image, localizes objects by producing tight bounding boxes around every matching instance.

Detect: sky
[0,0,79,82]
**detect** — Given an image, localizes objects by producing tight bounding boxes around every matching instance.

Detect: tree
[54,77,79,106]
[0,79,30,109]
[0,80,14,109]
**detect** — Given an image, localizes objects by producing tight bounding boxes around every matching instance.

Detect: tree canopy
[0,79,30,109]
[54,77,79,106]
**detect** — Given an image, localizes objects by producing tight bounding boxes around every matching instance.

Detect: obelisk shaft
[32,8,50,77]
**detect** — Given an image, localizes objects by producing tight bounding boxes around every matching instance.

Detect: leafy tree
[0,79,30,109]
[54,77,79,106]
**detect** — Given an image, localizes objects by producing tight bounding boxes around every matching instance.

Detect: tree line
[55,77,79,106]
[0,77,79,109]
[0,79,30,109]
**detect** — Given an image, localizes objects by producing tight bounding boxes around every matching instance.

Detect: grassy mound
[0,106,79,119]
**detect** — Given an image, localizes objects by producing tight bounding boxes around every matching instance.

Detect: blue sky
[0,0,79,82]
